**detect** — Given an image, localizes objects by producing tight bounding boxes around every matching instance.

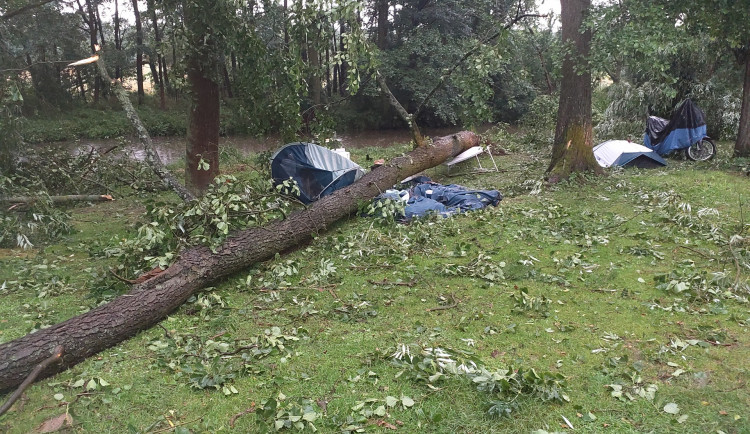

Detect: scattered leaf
[35,413,73,433]
[663,403,680,414]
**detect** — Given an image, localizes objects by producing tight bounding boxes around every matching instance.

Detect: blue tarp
[644,124,707,156]
[643,99,707,155]
[378,181,502,221]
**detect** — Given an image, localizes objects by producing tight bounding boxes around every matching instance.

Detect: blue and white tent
[594,140,667,168]
[271,142,365,204]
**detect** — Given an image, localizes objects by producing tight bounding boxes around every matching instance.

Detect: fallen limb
[1,194,113,205]
[0,131,480,393]
[88,53,195,202]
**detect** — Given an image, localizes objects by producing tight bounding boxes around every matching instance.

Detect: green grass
[1,138,749,433]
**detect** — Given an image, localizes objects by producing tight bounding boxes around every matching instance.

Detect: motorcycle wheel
[685,138,716,161]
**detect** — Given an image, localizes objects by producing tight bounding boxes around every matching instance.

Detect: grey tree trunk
[735,50,750,157]
[0,131,480,392]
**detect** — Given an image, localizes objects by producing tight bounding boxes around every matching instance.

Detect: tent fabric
[643,99,707,155]
[270,142,365,204]
[377,181,502,221]
[593,140,667,168]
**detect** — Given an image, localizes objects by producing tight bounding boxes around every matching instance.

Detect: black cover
[645,99,706,146]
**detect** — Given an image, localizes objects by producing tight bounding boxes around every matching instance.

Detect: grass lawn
[1,135,748,433]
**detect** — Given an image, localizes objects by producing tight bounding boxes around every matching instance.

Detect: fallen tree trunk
[0,131,480,393]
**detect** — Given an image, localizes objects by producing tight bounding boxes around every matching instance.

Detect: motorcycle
[644,98,716,161]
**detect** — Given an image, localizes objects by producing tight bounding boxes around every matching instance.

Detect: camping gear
[643,99,716,161]
[593,140,667,168]
[270,142,365,204]
[375,180,502,221]
[445,146,499,172]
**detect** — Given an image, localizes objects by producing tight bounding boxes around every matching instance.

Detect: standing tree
[132,0,145,104]
[546,0,602,182]
[183,0,221,196]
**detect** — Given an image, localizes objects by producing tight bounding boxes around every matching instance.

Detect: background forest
[1,0,746,150]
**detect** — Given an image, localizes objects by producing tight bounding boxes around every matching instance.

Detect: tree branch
[89,53,196,202]
[375,71,425,148]
[413,7,546,117]
[0,0,56,20]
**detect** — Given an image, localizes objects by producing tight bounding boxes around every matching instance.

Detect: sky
[538,0,561,16]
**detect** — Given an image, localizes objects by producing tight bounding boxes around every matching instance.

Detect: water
[66,126,489,165]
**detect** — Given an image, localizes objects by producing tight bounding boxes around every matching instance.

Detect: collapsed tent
[644,99,707,155]
[271,142,365,204]
[593,140,667,168]
[378,179,502,220]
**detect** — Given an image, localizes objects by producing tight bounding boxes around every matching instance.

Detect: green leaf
[385,396,399,407]
[86,379,97,391]
[401,395,415,408]
[663,403,680,414]
[98,378,110,387]
[53,393,64,401]
[72,379,85,388]
[374,405,386,416]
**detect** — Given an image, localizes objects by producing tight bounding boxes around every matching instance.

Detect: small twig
[218,344,259,357]
[674,245,713,259]
[109,268,137,284]
[229,404,256,428]
[426,294,459,312]
[0,345,64,417]
[328,287,339,300]
[367,278,417,287]
[148,416,203,434]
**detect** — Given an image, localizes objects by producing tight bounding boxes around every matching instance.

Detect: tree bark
[546,0,602,182]
[735,49,750,157]
[0,131,480,392]
[184,2,220,196]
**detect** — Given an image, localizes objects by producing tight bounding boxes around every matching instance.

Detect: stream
[64,126,486,165]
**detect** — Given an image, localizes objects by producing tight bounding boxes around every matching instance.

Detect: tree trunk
[376,0,388,49]
[338,19,348,96]
[78,0,100,103]
[546,0,602,183]
[114,0,121,81]
[735,50,750,157]
[132,0,145,104]
[147,0,167,109]
[184,3,220,196]
[0,131,480,392]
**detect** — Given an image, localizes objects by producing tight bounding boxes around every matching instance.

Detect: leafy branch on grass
[389,344,568,418]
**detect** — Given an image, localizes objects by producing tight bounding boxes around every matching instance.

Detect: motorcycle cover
[643,99,707,155]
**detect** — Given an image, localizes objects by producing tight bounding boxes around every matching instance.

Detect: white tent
[593,140,667,168]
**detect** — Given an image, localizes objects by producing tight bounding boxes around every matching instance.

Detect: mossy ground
[1,137,748,433]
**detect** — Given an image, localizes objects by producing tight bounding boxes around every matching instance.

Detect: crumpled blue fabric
[374,180,502,221]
